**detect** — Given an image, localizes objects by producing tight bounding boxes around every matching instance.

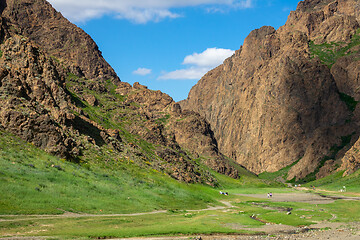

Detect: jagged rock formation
[117,84,239,179]
[181,0,360,180]
[0,0,241,184]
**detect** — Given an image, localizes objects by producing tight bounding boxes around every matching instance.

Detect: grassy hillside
[304,169,360,194]
[0,130,275,215]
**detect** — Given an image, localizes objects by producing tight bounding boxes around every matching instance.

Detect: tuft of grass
[155,114,171,125]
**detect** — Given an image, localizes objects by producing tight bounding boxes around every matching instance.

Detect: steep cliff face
[181,0,360,180]
[0,0,242,184]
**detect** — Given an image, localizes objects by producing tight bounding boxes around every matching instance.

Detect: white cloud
[206,0,252,13]
[116,9,180,24]
[183,48,235,68]
[48,0,253,23]
[234,0,253,8]
[159,67,209,80]
[133,68,152,76]
[159,47,234,80]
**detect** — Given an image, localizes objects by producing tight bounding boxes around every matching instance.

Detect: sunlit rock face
[181,0,360,180]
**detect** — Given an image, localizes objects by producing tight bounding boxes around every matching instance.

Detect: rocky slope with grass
[181,0,360,181]
[0,0,242,184]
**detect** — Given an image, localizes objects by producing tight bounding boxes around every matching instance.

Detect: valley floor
[1,191,360,240]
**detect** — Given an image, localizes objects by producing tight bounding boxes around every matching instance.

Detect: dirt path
[0,201,235,223]
[0,210,168,223]
[235,192,336,204]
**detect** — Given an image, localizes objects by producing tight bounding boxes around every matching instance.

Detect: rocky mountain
[181,0,360,181]
[0,0,242,185]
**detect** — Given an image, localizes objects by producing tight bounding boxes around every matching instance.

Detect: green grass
[0,130,280,216]
[155,114,171,124]
[0,129,300,238]
[309,29,360,68]
[0,130,223,215]
[0,210,263,239]
[50,55,60,64]
[258,158,301,182]
[2,194,359,239]
[324,200,360,222]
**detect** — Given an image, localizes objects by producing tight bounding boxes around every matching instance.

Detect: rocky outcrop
[339,137,360,175]
[0,34,79,159]
[117,83,240,178]
[181,0,360,180]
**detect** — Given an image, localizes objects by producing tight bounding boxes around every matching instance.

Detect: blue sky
[48,0,300,101]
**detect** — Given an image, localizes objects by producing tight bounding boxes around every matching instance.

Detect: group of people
[267,192,273,198]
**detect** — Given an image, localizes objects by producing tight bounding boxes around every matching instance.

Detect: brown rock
[0,0,119,82]
[339,137,360,175]
[133,82,148,90]
[181,0,359,180]
[316,160,337,179]
[84,95,98,106]
[123,85,240,178]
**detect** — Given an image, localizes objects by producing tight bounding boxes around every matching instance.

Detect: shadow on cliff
[65,89,106,147]
[71,116,106,147]
[0,1,6,14]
